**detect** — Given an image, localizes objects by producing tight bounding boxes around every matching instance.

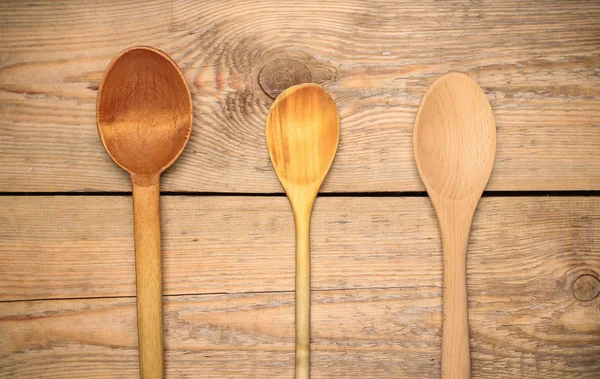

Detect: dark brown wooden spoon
[97,46,192,379]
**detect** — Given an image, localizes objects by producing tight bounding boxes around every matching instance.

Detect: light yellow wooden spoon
[413,72,496,379]
[97,46,193,379]
[266,83,339,379]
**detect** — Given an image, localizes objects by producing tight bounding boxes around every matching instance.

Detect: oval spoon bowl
[97,46,192,181]
[414,72,496,201]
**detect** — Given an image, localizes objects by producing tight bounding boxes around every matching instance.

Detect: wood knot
[259,59,311,99]
[572,274,600,302]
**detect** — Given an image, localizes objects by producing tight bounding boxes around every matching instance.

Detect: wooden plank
[1,0,599,192]
[1,196,598,302]
[1,287,598,378]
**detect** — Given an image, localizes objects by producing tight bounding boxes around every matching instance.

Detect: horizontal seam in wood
[0,190,599,197]
[0,285,441,304]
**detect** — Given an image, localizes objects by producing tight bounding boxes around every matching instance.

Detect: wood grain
[1,196,598,377]
[131,181,165,379]
[414,72,497,378]
[96,46,193,179]
[267,83,340,378]
[0,196,597,300]
[97,45,194,379]
[1,286,598,378]
[1,0,599,192]
[1,1,599,376]
[259,59,312,99]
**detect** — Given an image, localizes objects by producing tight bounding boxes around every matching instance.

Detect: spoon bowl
[267,84,339,198]
[414,72,495,200]
[97,47,192,180]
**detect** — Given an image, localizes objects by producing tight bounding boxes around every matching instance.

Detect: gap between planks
[0,285,430,304]
[1,190,600,197]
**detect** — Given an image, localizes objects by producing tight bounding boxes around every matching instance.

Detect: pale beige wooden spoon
[97,46,193,379]
[266,83,339,379]
[413,72,496,379]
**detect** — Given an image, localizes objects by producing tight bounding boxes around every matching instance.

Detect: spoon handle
[439,208,473,379]
[294,205,312,379]
[132,179,164,379]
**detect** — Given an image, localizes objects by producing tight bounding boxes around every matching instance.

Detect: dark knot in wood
[572,274,600,301]
[259,59,312,99]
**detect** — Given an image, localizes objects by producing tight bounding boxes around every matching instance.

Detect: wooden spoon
[266,83,339,379]
[97,46,193,379]
[413,72,496,379]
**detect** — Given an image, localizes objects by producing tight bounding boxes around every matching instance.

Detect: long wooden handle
[439,210,473,379]
[294,205,312,379]
[132,178,164,379]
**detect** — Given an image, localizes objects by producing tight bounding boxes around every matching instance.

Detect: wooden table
[1,1,599,378]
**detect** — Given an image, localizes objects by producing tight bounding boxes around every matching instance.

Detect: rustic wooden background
[1,0,599,378]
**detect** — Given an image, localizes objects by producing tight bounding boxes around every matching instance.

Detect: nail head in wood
[259,59,312,99]
[572,274,600,301]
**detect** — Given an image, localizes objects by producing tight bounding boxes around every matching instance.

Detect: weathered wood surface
[1,0,599,192]
[1,287,599,378]
[1,0,599,377]
[1,195,598,377]
[1,196,597,302]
